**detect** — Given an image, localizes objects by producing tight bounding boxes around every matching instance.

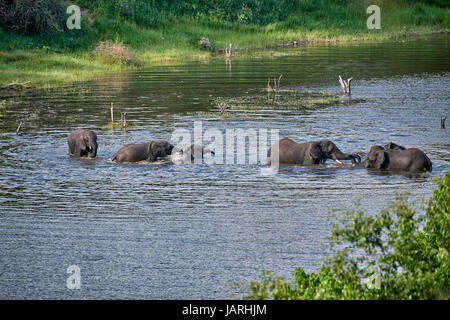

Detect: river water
[0,36,449,299]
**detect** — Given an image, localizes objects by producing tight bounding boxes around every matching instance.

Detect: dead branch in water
[267,75,283,93]
[267,78,272,92]
[16,121,23,135]
[110,102,114,123]
[276,75,282,92]
[225,43,232,60]
[121,112,127,129]
[217,102,228,115]
[339,75,353,95]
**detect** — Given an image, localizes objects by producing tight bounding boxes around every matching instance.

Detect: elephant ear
[309,144,323,163]
[147,142,158,162]
[375,151,387,169]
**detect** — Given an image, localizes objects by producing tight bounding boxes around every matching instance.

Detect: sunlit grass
[0,0,448,89]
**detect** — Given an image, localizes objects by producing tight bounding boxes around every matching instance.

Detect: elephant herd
[67,129,432,173]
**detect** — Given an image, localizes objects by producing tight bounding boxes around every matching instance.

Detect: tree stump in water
[339,75,353,95]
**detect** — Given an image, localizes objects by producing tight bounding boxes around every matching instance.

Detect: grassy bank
[0,0,449,89]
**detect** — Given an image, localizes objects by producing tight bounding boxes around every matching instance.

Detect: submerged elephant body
[268,138,361,165]
[68,129,98,158]
[112,141,174,163]
[363,143,432,172]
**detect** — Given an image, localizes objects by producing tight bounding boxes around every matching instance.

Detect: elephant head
[68,129,97,158]
[364,149,387,169]
[312,140,361,164]
[148,141,174,161]
[82,131,98,158]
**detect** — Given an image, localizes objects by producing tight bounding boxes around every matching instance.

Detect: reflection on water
[0,36,449,299]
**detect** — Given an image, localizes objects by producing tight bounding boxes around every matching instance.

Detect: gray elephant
[171,144,215,164]
[363,143,432,172]
[67,129,98,158]
[384,142,406,151]
[267,138,361,165]
[111,141,174,163]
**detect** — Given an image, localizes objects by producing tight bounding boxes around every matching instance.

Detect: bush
[71,0,301,27]
[234,173,449,300]
[0,0,65,35]
[90,40,140,66]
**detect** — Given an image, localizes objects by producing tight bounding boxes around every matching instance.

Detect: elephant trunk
[332,149,361,164]
[87,143,97,158]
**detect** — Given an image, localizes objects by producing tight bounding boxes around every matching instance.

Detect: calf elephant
[171,144,215,164]
[68,129,98,158]
[112,141,174,163]
[267,138,361,165]
[363,144,432,172]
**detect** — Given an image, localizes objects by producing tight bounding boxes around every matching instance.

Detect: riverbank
[1,1,449,90]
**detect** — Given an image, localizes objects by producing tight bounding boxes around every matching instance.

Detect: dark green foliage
[0,0,65,35]
[0,0,448,52]
[409,0,449,7]
[234,174,449,299]
[71,0,301,26]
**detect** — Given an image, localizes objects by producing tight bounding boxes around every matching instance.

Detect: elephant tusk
[335,159,344,165]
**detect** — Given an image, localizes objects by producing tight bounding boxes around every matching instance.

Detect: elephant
[111,141,174,163]
[267,138,361,165]
[67,129,98,158]
[363,143,432,172]
[384,142,406,151]
[171,144,215,164]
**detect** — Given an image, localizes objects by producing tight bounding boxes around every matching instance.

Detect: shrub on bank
[233,173,449,300]
[90,40,141,66]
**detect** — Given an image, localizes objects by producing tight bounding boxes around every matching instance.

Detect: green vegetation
[0,0,449,88]
[213,90,370,112]
[230,173,449,299]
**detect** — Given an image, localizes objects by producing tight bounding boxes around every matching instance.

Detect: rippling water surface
[0,36,449,299]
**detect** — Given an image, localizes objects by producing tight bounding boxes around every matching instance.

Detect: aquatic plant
[214,90,369,112]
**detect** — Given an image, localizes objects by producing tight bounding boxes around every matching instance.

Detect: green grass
[0,0,448,89]
[0,50,130,88]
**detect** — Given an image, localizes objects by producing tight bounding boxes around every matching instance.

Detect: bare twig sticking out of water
[226,43,232,60]
[339,75,353,95]
[16,121,23,135]
[276,75,282,92]
[218,102,228,115]
[110,102,114,123]
[267,75,283,93]
[121,112,127,129]
[441,116,447,129]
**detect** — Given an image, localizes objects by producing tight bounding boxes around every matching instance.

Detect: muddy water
[0,36,449,299]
